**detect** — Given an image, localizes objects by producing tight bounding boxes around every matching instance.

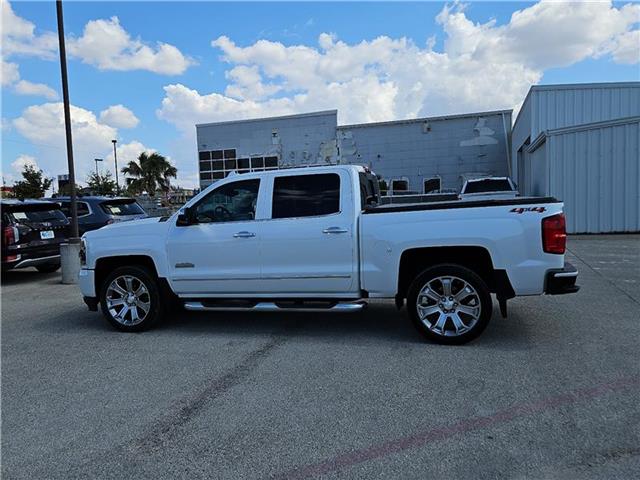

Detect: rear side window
[272,173,340,219]
[61,201,89,216]
[101,200,145,216]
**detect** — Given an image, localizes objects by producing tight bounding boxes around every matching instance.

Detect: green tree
[13,165,53,199]
[58,182,82,197]
[87,171,117,196]
[121,152,177,197]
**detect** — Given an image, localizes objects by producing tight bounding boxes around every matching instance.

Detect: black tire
[99,265,163,332]
[36,263,60,273]
[407,264,492,345]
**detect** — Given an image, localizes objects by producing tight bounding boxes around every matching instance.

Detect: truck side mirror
[176,206,196,226]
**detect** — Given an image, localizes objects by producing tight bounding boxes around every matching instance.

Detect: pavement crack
[129,335,286,455]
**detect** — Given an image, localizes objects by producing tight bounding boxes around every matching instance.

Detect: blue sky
[2,1,639,189]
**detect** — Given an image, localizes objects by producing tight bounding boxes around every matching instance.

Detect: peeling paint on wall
[460,117,498,147]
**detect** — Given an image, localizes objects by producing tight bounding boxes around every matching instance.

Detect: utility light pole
[112,139,119,195]
[94,158,103,176]
[56,0,78,241]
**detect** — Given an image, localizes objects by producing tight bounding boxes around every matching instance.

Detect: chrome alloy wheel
[416,275,481,337]
[105,275,151,326]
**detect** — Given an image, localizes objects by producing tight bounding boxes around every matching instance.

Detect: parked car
[2,199,70,273]
[459,176,518,201]
[46,196,147,234]
[78,165,579,345]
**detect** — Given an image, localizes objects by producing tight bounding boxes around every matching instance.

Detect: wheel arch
[396,246,514,300]
[95,255,159,295]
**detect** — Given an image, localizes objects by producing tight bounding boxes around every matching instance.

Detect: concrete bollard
[60,242,81,285]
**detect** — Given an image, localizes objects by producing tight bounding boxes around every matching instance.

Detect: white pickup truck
[78,165,579,344]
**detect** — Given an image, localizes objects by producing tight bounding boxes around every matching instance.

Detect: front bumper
[545,262,580,295]
[79,268,96,297]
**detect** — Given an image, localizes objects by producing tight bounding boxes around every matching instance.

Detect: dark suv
[2,199,70,273]
[47,196,147,234]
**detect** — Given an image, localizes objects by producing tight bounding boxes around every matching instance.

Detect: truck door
[259,170,356,294]
[166,178,263,295]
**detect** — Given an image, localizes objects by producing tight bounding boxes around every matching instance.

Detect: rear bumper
[545,262,580,295]
[2,254,60,270]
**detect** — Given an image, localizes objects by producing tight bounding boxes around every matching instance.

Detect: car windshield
[7,207,67,223]
[100,200,145,216]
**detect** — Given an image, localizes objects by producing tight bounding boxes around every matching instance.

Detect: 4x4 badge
[510,207,546,214]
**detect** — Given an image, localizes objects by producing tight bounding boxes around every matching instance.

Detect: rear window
[7,206,67,223]
[464,179,513,194]
[272,173,340,219]
[100,200,145,216]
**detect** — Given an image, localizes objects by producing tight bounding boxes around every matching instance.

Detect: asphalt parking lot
[2,235,639,479]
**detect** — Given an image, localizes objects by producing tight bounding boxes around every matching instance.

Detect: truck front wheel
[407,264,492,345]
[100,265,163,332]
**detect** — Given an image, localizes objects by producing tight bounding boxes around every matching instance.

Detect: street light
[94,158,103,176]
[112,139,119,194]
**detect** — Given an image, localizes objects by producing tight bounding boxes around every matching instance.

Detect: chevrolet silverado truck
[78,165,579,344]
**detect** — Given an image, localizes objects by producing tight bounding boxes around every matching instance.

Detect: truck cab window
[195,179,260,223]
[272,173,340,219]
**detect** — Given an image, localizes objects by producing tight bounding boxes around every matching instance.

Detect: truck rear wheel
[407,264,492,345]
[99,265,163,332]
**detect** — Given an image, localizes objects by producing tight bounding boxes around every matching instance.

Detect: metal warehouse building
[512,82,640,233]
[196,109,512,194]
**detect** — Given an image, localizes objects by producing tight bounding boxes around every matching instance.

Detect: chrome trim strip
[173,274,351,282]
[184,301,365,313]
[13,254,61,269]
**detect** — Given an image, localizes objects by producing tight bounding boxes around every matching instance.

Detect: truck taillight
[542,213,566,254]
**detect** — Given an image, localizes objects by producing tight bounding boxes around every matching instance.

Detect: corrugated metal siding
[531,84,640,141]
[548,120,640,233]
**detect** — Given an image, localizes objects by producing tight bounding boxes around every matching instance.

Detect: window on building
[423,177,441,194]
[391,179,409,193]
[194,179,260,223]
[198,149,280,183]
[265,156,278,168]
[272,173,340,219]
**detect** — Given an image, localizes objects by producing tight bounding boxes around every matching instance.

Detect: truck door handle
[233,231,256,238]
[322,227,348,234]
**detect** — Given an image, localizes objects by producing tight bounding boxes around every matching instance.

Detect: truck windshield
[100,200,145,216]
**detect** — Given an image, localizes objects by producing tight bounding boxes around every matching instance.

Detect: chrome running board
[183,300,366,313]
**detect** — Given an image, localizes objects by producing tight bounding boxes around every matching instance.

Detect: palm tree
[122,152,177,197]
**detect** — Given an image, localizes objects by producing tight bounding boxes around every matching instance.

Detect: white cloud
[12,102,117,181]
[99,104,139,129]
[2,2,194,75]
[8,103,179,187]
[2,59,59,99]
[11,154,38,172]
[67,16,194,75]
[2,60,20,86]
[1,0,58,59]
[159,1,639,134]
[106,140,155,167]
[14,80,59,100]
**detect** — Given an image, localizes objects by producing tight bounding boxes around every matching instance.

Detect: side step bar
[183,300,366,313]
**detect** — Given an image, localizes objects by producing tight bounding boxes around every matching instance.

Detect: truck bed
[365,196,558,214]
